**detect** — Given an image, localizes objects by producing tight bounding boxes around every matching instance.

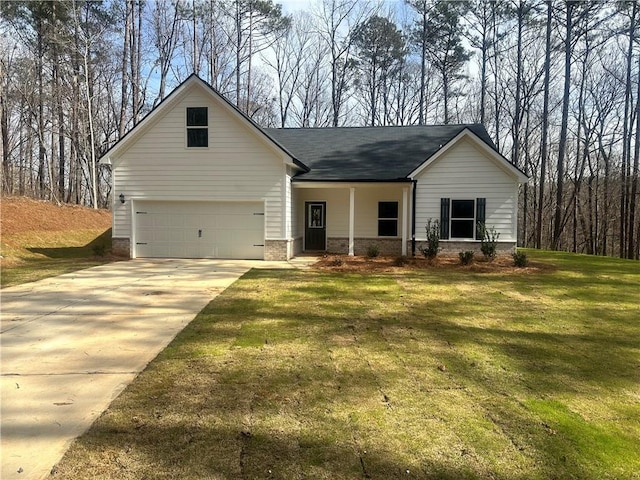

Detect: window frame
[377,201,399,237]
[449,199,476,240]
[186,107,209,148]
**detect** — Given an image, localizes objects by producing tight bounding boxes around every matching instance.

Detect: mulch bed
[313,253,553,274]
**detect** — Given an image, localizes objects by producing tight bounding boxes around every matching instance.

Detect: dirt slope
[1,196,113,268]
[1,196,111,235]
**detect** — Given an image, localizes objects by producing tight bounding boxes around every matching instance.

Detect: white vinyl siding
[354,187,403,238]
[414,137,518,242]
[111,84,284,241]
[295,188,350,237]
[294,186,406,238]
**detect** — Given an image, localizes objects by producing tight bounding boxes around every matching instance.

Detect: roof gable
[100,74,307,171]
[409,128,528,183]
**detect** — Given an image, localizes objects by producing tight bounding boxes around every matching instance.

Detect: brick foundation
[324,237,404,256]
[264,239,294,261]
[112,237,131,257]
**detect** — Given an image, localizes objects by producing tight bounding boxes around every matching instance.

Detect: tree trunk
[536,0,552,249]
[620,1,636,257]
[119,0,131,138]
[553,3,573,250]
[628,49,640,259]
[0,55,11,194]
[37,13,47,198]
[512,0,523,169]
[419,9,427,125]
[52,2,65,201]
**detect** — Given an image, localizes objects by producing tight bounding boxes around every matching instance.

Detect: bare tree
[536,0,552,249]
[151,0,183,104]
[315,0,375,126]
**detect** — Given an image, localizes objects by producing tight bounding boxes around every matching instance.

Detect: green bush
[479,224,500,260]
[419,219,440,259]
[512,250,528,267]
[459,250,474,265]
[366,244,380,258]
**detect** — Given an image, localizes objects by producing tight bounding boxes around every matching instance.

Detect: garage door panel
[134,201,264,259]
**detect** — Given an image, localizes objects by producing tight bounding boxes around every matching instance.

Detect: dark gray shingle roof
[264,124,497,181]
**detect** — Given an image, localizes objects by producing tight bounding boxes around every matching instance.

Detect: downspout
[411,179,417,256]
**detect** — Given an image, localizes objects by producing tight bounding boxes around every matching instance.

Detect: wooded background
[1,0,638,259]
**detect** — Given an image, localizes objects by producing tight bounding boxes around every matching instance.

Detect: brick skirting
[112,237,131,257]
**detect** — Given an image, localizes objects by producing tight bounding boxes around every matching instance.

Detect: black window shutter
[440,198,450,239]
[476,197,486,240]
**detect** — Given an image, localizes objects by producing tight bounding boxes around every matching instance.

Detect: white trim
[130,199,136,258]
[184,106,210,149]
[293,181,411,189]
[449,198,476,240]
[282,166,287,239]
[349,187,355,256]
[514,182,519,243]
[408,129,529,183]
[402,188,408,256]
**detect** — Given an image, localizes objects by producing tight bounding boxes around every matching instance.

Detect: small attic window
[186,107,208,147]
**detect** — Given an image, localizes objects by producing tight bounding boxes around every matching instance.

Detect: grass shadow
[26,228,112,259]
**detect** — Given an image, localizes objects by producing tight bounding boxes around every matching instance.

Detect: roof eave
[292,177,412,184]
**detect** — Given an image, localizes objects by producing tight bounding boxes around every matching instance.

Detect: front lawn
[51,250,640,479]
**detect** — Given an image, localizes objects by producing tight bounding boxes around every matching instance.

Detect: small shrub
[92,243,106,257]
[459,250,474,265]
[394,255,410,267]
[512,251,528,267]
[479,223,500,260]
[419,219,440,259]
[366,244,380,258]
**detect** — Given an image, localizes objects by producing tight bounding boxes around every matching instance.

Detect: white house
[101,75,528,261]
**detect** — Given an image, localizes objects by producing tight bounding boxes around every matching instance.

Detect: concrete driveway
[0,259,299,480]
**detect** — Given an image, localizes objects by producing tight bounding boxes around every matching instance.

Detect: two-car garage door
[133,201,264,259]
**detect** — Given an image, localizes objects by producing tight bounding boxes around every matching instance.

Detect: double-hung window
[186,107,208,147]
[440,197,486,240]
[450,200,475,239]
[378,201,398,236]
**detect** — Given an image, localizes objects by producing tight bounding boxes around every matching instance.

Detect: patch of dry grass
[51,250,640,479]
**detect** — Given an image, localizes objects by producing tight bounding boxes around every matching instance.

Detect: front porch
[292,182,414,257]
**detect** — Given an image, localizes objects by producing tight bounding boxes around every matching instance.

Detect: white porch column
[402,187,408,256]
[349,187,355,256]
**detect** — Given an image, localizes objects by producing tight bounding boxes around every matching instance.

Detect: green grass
[1,229,113,288]
[51,250,640,479]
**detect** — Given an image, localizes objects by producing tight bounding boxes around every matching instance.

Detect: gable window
[186,107,208,147]
[440,198,486,240]
[378,201,398,236]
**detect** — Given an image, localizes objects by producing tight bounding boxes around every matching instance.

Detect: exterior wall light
[119,193,125,204]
